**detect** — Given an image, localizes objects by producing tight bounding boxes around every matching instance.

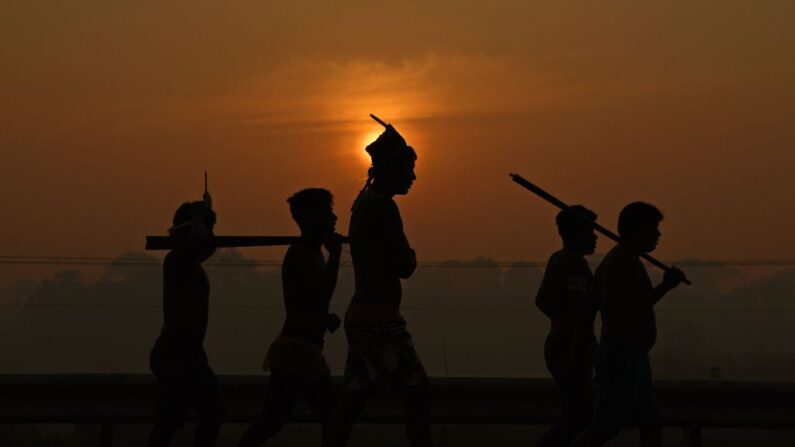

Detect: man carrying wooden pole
[535,205,600,447]
[148,186,226,447]
[326,115,429,447]
[510,175,687,447]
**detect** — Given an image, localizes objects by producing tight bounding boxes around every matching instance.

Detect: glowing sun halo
[357,130,382,166]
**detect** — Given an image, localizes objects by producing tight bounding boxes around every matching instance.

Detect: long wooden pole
[145,235,350,251]
[509,173,691,285]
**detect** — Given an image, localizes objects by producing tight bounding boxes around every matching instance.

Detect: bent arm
[319,248,341,301]
[381,200,417,279]
[610,256,665,309]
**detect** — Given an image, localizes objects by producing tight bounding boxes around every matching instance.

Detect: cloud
[176,53,592,140]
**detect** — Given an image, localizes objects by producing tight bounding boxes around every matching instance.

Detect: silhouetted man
[571,202,685,447]
[239,188,343,447]
[148,200,226,447]
[536,205,598,447]
[326,124,429,447]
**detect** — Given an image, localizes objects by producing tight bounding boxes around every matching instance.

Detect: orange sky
[1,1,794,268]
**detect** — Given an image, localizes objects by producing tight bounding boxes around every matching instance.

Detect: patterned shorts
[343,327,428,391]
[263,335,330,381]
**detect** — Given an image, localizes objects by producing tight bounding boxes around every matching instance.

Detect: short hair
[171,201,215,235]
[173,201,203,227]
[556,205,597,239]
[287,188,333,227]
[618,202,663,237]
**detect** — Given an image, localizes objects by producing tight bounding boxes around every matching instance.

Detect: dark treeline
[1,249,794,380]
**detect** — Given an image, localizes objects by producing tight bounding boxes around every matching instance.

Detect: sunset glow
[0,1,793,266]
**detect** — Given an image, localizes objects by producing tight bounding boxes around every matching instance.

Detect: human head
[170,201,217,261]
[556,205,598,255]
[287,188,337,236]
[618,201,664,253]
[365,125,417,196]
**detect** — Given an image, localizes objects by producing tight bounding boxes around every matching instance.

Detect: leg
[639,422,662,447]
[536,354,565,447]
[324,387,373,447]
[570,345,622,447]
[325,334,384,447]
[148,387,189,447]
[569,427,616,447]
[305,371,336,422]
[558,359,595,446]
[537,428,562,447]
[405,382,431,447]
[304,373,337,447]
[636,356,662,447]
[683,427,702,447]
[388,331,431,447]
[539,342,565,447]
[148,347,188,447]
[636,400,662,447]
[194,407,225,447]
[186,365,227,447]
[239,372,302,447]
[305,372,336,419]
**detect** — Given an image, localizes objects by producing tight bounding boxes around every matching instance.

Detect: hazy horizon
[1,248,792,383]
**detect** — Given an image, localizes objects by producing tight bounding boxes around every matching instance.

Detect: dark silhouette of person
[325,124,429,447]
[571,202,686,447]
[536,205,598,447]
[148,200,226,447]
[238,188,343,447]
